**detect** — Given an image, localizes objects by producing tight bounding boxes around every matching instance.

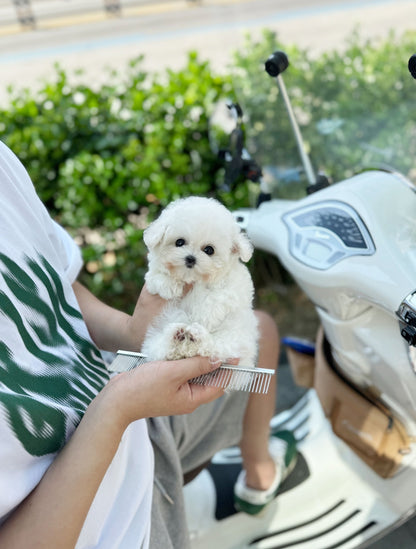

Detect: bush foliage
[1,30,416,309]
[0,54,240,306]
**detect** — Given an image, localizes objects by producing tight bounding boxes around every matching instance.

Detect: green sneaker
[234,430,297,515]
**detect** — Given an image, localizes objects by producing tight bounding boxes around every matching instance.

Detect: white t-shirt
[0,141,154,548]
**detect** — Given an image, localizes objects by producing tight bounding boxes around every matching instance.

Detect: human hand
[127,284,167,348]
[127,283,195,349]
[94,355,224,430]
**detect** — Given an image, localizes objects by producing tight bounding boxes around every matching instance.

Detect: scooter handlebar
[265,50,289,77]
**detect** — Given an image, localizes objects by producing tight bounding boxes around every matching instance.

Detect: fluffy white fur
[141,196,258,366]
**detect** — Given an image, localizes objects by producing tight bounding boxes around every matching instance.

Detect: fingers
[106,356,226,422]
[169,355,220,385]
[165,356,226,409]
[188,383,225,406]
[139,357,224,414]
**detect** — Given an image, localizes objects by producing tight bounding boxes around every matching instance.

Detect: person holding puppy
[0,140,296,549]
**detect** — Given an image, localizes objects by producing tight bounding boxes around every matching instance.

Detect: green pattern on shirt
[0,253,109,456]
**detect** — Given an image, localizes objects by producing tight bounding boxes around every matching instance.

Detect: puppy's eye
[203,245,215,256]
[175,239,186,247]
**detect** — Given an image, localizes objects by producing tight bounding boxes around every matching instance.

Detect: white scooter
[183,52,416,548]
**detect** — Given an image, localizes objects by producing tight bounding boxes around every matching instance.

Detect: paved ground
[1,0,416,105]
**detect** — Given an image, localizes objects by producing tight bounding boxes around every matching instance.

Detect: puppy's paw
[187,323,209,342]
[174,327,196,343]
[166,323,210,359]
[145,274,183,300]
[177,323,209,343]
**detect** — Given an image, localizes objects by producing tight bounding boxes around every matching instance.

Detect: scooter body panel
[236,171,416,430]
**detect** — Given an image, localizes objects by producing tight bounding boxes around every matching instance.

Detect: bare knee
[255,310,279,341]
[254,310,280,371]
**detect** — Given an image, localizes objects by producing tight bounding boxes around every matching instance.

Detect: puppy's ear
[232,231,253,262]
[143,216,167,250]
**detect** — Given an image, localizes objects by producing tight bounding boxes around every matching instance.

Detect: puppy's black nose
[185,255,196,268]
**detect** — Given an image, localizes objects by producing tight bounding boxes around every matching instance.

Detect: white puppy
[141,196,258,366]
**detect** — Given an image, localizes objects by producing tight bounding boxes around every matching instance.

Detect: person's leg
[239,310,279,490]
[147,391,249,548]
[147,311,296,544]
[234,310,297,515]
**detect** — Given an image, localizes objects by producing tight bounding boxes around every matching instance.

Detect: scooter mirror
[265,50,289,78]
[408,54,416,79]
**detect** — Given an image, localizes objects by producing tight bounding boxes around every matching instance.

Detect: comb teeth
[108,351,274,394]
[190,365,274,394]
[108,350,148,372]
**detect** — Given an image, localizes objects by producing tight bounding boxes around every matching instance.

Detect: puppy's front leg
[145,272,184,300]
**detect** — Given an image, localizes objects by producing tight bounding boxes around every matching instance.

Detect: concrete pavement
[0,0,197,36]
[0,0,416,105]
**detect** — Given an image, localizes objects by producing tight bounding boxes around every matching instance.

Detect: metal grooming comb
[108,350,274,394]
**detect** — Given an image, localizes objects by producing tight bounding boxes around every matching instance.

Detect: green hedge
[1,30,416,309]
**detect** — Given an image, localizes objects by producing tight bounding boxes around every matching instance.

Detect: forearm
[72,281,134,352]
[0,386,126,548]
[0,353,223,547]
[0,357,223,547]
[73,281,164,353]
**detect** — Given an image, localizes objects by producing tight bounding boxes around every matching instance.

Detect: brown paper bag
[314,328,411,478]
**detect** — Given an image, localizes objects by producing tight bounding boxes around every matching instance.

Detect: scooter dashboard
[283,200,375,270]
